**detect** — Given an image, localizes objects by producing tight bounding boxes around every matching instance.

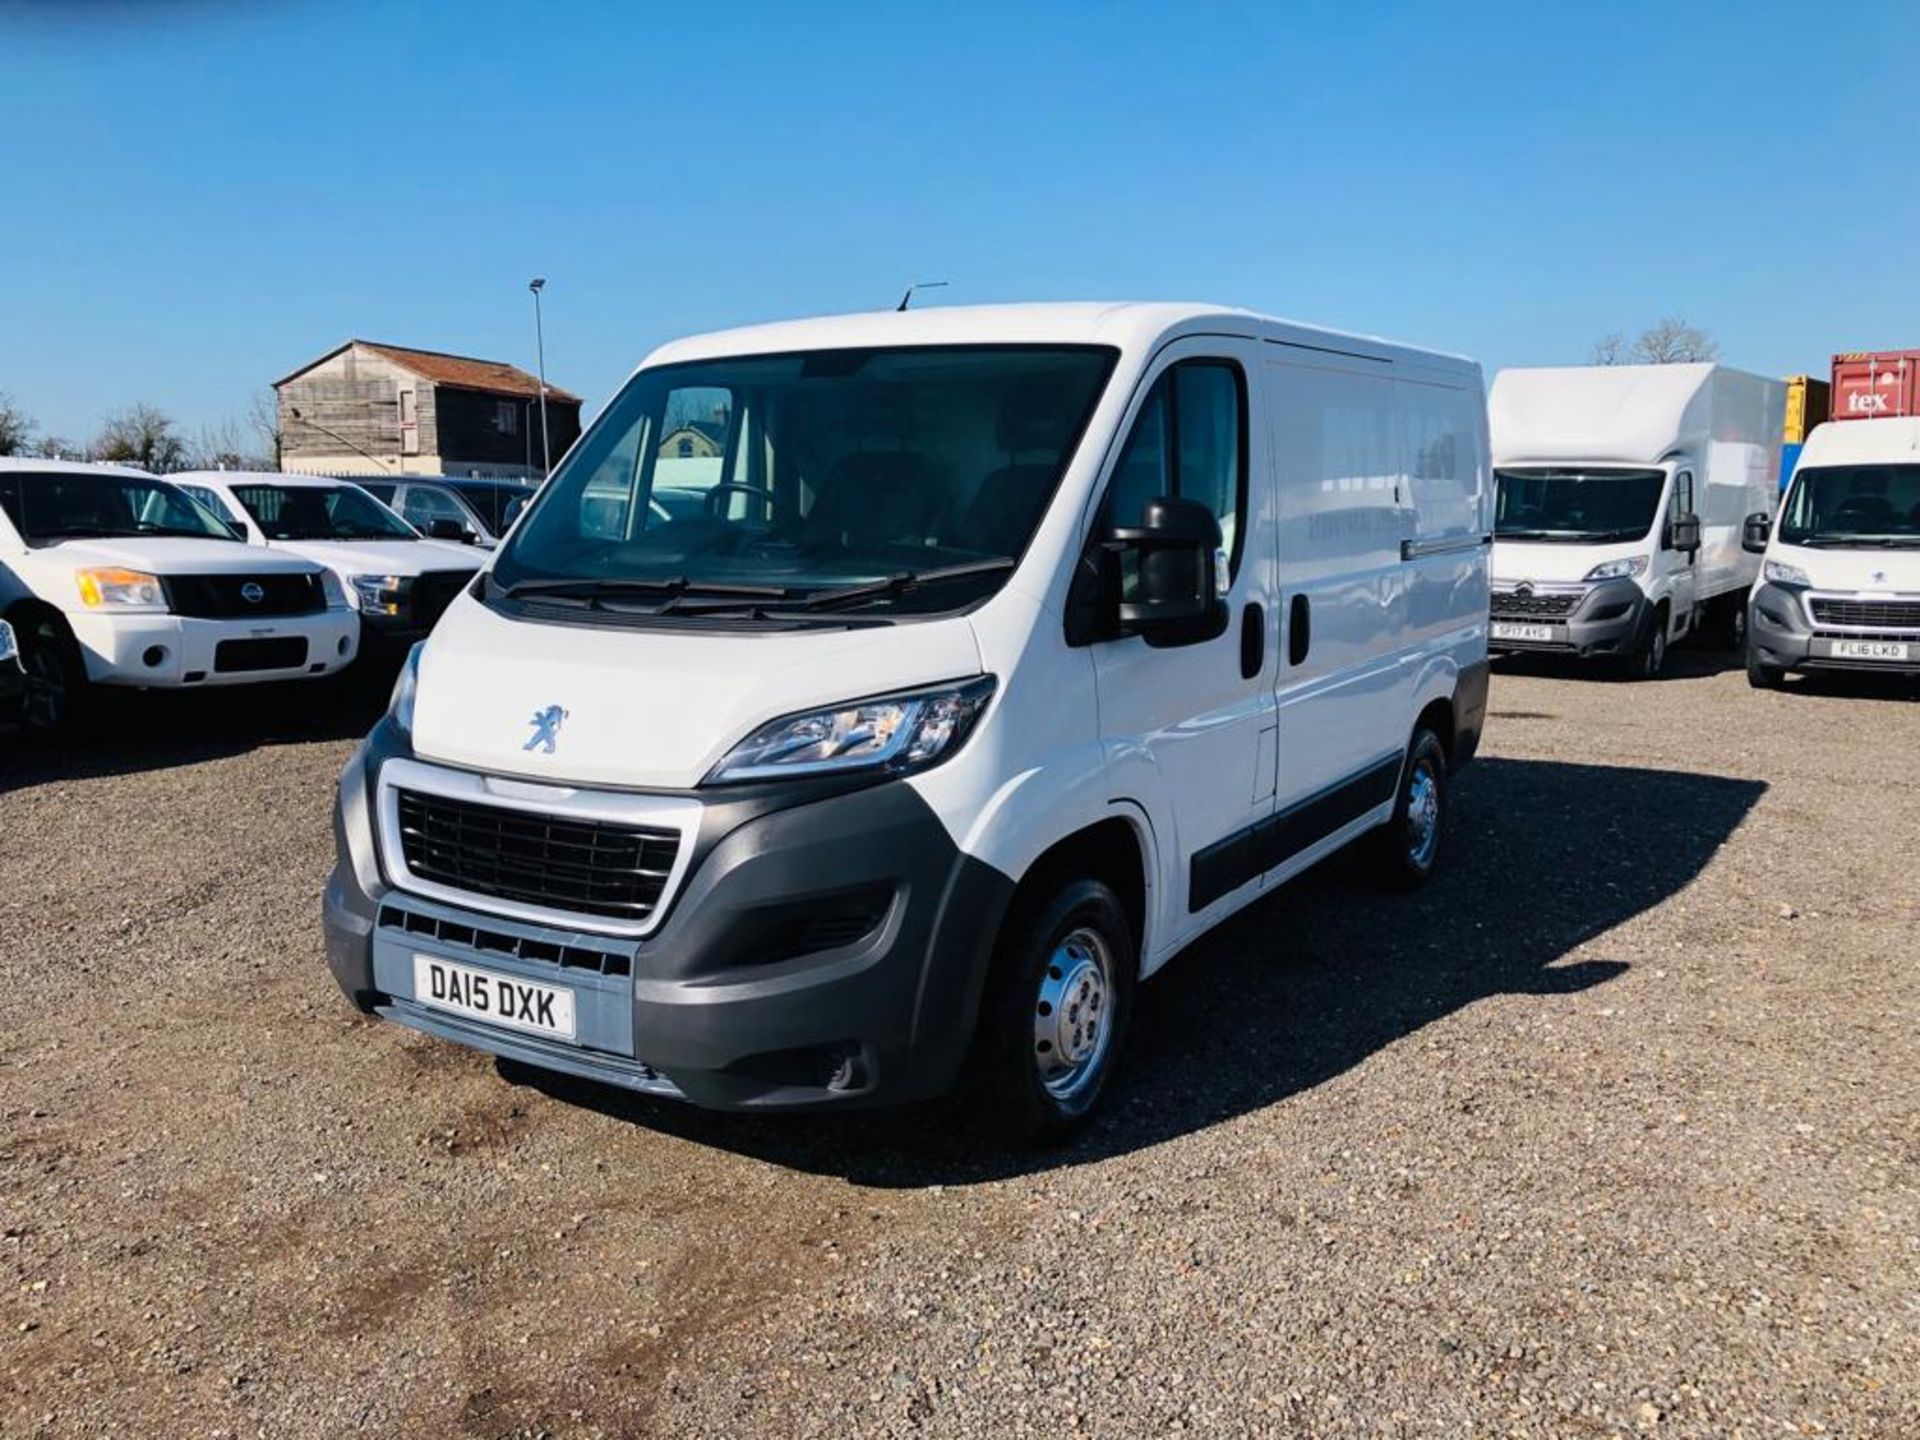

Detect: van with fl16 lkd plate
[324,304,1491,1138]
[1744,416,1920,687]
[1488,364,1784,678]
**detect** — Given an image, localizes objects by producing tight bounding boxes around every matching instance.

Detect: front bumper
[1489,579,1647,659]
[1749,582,1920,676]
[323,726,1016,1111]
[68,609,359,687]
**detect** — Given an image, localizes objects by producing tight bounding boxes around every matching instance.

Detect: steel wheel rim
[1405,758,1441,868]
[1033,926,1115,1104]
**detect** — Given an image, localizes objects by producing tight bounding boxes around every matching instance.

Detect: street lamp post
[528,277,552,477]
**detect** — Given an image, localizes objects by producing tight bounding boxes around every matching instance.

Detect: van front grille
[395,789,680,923]
[1491,590,1581,618]
[1809,597,1920,629]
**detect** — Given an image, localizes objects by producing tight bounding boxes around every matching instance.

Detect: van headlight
[75,567,169,612]
[707,676,996,784]
[1582,556,1648,582]
[1763,558,1811,588]
[388,643,423,736]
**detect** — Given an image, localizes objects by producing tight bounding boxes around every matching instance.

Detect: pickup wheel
[1364,727,1449,891]
[969,877,1135,1143]
[17,613,95,734]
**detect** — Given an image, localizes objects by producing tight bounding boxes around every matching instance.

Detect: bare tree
[190,417,270,472]
[0,392,33,456]
[1633,316,1719,364]
[95,404,187,472]
[246,389,283,470]
[1590,333,1628,366]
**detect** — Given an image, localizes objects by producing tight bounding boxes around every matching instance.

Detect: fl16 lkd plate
[413,954,576,1041]
[1832,638,1910,662]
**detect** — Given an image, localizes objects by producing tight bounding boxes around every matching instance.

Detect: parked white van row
[324,301,1492,1137]
[0,459,360,727]
[1745,416,1920,686]
[1487,363,1785,678]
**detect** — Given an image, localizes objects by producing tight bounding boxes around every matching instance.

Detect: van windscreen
[1780,464,1920,547]
[1494,467,1664,544]
[490,345,1117,618]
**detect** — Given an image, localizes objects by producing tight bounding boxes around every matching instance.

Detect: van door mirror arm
[1741,512,1772,554]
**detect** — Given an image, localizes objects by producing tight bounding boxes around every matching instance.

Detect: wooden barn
[274,340,583,480]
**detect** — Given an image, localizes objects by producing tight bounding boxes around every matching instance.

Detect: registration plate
[1491,622,1555,642]
[1832,639,1911,662]
[412,955,576,1041]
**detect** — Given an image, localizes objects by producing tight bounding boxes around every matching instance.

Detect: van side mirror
[1668,512,1702,553]
[1108,496,1229,645]
[1741,512,1771,554]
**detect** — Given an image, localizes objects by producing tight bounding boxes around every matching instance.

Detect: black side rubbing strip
[1188,753,1402,911]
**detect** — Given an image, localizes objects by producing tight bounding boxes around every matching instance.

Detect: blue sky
[4,0,1916,445]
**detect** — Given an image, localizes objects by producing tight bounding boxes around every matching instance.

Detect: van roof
[638,301,1477,373]
[173,470,367,489]
[1489,362,1778,466]
[1798,416,1920,466]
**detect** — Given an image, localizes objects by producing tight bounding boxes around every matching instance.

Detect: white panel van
[1488,364,1785,678]
[1745,416,1920,686]
[324,304,1491,1137]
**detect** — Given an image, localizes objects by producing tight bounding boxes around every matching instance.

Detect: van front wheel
[1365,728,1449,891]
[969,877,1136,1142]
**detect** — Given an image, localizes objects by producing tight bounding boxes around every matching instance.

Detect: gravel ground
[1,655,1916,1439]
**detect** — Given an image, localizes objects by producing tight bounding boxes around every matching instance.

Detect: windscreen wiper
[499,575,791,601]
[779,556,1018,612]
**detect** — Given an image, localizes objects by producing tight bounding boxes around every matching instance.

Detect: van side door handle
[1240,602,1264,679]
[1288,593,1311,666]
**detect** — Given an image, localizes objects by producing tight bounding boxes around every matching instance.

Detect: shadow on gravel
[0,667,391,797]
[1492,643,1742,683]
[505,757,1768,1186]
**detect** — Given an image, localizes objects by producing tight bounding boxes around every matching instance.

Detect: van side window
[1107,360,1246,582]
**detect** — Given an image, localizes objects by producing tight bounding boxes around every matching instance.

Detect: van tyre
[18,613,95,734]
[1365,727,1449,891]
[969,878,1135,1143]
[1746,656,1785,690]
[1625,608,1669,680]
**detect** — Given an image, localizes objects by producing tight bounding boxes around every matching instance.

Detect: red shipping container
[1831,349,1920,421]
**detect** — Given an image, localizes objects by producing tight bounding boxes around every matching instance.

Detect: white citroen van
[173,472,483,656]
[324,304,1491,1136]
[1488,364,1784,677]
[0,459,359,729]
[1745,416,1920,687]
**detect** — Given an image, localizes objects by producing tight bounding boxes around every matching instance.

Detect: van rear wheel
[969,877,1135,1143]
[1365,727,1449,891]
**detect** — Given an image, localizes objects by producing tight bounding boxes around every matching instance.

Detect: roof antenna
[896,280,949,312]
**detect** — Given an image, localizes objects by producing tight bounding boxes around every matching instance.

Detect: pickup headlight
[1582,555,1648,582]
[388,642,422,736]
[1763,559,1811,588]
[0,618,16,665]
[75,567,169,612]
[707,676,996,784]
[349,573,406,616]
[319,571,350,610]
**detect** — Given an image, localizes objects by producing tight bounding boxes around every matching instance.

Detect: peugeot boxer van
[1488,365,1784,678]
[1745,416,1920,687]
[324,304,1491,1136]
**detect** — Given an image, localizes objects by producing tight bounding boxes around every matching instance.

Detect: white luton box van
[325,303,1491,1136]
[1488,364,1785,677]
[1745,416,1920,687]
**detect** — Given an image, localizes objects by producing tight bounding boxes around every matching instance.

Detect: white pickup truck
[0,459,359,729]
